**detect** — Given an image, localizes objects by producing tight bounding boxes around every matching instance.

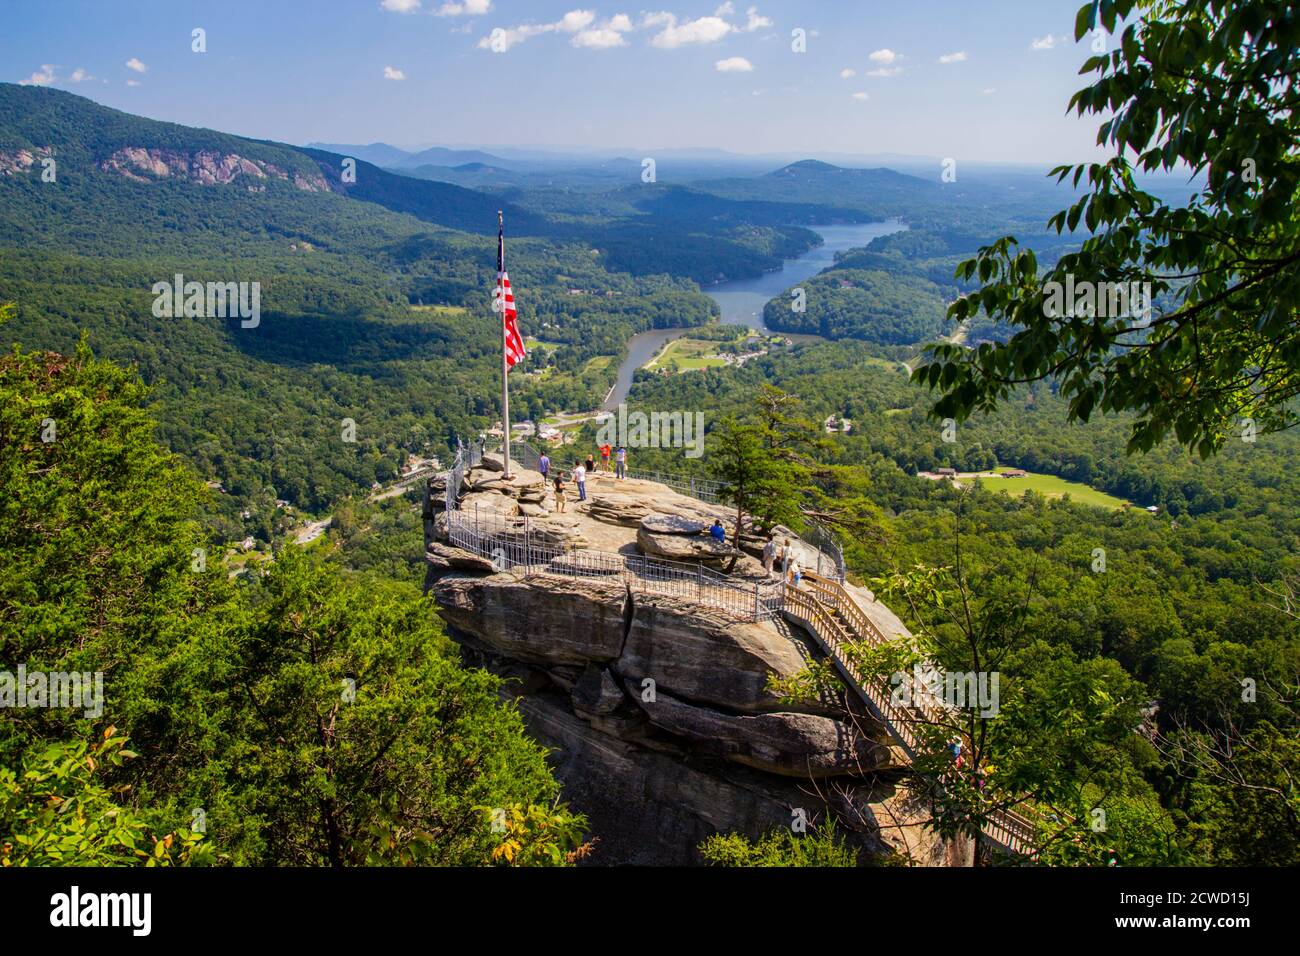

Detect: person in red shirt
[600,442,612,474]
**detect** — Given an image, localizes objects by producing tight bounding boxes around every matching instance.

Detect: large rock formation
[97,147,330,191]
[424,467,942,865]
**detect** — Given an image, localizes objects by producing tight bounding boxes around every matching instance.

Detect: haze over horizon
[4,0,1116,166]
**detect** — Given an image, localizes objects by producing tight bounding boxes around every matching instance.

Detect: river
[601,220,907,411]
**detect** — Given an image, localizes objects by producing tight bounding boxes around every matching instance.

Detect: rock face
[424,469,943,865]
[97,147,330,191]
[435,573,628,667]
[636,690,898,778]
[636,525,734,565]
[0,146,52,177]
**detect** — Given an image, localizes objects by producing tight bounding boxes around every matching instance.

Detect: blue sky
[3,0,1112,163]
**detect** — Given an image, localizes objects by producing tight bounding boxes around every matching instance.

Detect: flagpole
[499,209,512,480]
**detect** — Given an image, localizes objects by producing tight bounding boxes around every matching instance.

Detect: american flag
[496,220,527,369]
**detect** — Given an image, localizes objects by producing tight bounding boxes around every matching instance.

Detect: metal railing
[436,437,1038,855]
[624,469,723,503]
[445,504,779,621]
[788,570,1043,858]
[464,437,845,582]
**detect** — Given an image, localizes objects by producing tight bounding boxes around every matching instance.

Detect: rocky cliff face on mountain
[98,147,330,191]
[0,146,53,176]
[424,460,944,865]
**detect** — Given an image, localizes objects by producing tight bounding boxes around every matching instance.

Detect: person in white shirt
[573,463,587,501]
[762,535,778,575]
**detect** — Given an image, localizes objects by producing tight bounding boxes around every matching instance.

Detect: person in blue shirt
[538,453,550,479]
[709,519,727,544]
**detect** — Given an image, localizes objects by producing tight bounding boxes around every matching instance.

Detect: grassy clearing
[646,337,728,371]
[409,304,468,316]
[524,337,563,353]
[986,467,1132,510]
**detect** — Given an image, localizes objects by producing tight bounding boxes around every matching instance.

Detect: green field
[409,304,468,316]
[524,337,563,353]
[985,467,1132,510]
[646,337,728,371]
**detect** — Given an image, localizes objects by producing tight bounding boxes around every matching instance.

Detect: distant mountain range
[308,142,513,171]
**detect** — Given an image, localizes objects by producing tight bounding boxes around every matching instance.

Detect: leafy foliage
[699,821,860,867]
[0,339,586,866]
[1,729,212,867]
[918,0,1300,456]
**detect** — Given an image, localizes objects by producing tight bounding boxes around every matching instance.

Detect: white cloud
[851,91,869,101]
[68,67,92,82]
[868,48,899,64]
[480,8,599,52]
[479,6,764,53]
[573,27,627,48]
[433,0,491,14]
[125,79,141,87]
[982,87,997,94]
[743,6,771,31]
[938,51,967,64]
[20,64,56,86]
[839,68,856,78]
[383,65,407,80]
[382,0,421,11]
[1030,34,1061,50]
[126,57,147,73]
[865,66,901,77]
[716,56,753,72]
[572,13,634,47]
[645,12,732,48]
[559,9,597,32]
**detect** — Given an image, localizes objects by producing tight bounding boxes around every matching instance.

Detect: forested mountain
[2,84,817,524]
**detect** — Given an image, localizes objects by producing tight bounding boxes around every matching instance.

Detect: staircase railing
[437,438,1041,856]
[787,571,1043,859]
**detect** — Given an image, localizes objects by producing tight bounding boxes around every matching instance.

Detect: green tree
[919,0,1300,456]
[0,330,587,867]
[169,551,589,866]
[0,729,212,867]
[709,417,804,569]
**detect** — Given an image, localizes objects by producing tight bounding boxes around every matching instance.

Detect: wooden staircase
[780,571,1042,859]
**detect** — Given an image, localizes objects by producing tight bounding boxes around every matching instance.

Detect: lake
[602,220,907,411]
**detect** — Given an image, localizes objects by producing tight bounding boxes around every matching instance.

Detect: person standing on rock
[789,558,802,589]
[600,442,612,474]
[552,473,567,512]
[615,444,627,480]
[573,461,587,501]
[538,451,550,480]
[781,538,792,578]
[762,535,777,576]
